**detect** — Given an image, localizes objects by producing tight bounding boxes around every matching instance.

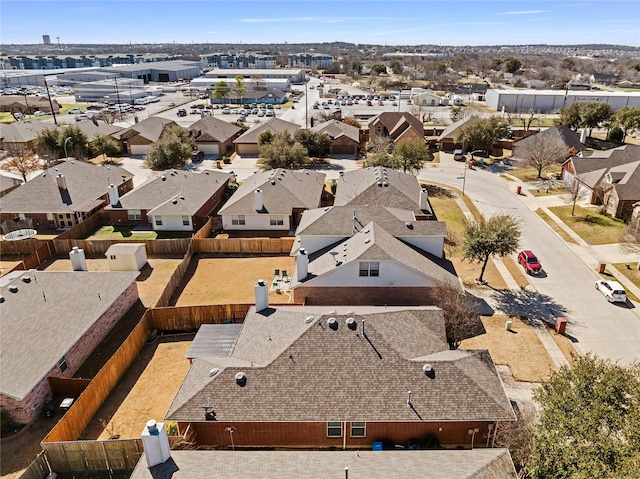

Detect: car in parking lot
[221,108,231,114]
[392,102,398,106]
[266,110,275,117]
[257,110,266,117]
[168,102,176,107]
[177,108,187,117]
[34,110,50,116]
[237,115,247,122]
[595,279,627,303]
[323,104,330,109]
[378,100,384,106]
[67,108,85,115]
[453,149,466,161]
[517,250,542,275]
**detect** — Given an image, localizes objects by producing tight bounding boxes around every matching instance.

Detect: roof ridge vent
[377,181,382,186]
[364,238,371,244]
[305,315,315,324]
[22,275,32,283]
[327,317,338,329]
[235,372,246,385]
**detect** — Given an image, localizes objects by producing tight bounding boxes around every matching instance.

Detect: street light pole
[305,79,308,129]
[64,137,72,158]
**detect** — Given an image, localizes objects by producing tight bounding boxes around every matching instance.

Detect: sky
[1,0,639,46]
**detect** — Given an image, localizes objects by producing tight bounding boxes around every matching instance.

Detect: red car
[518,250,542,275]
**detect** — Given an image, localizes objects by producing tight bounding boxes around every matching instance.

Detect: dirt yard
[172,254,296,306]
[41,256,181,307]
[0,256,23,277]
[460,315,558,383]
[81,336,193,440]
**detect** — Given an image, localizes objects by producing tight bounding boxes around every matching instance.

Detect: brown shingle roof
[166,305,512,423]
[113,117,178,143]
[310,119,360,143]
[233,118,300,144]
[514,125,584,152]
[437,116,478,141]
[188,116,242,144]
[369,112,423,140]
[72,119,123,141]
[0,121,52,144]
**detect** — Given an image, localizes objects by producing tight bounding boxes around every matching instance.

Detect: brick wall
[294,286,437,306]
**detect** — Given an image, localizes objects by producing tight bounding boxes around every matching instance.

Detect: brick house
[112,117,179,155]
[310,119,361,157]
[0,121,53,152]
[512,125,584,159]
[0,96,61,114]
[437,116,478,152]
[0,159,133,233]
[0,271,139,424]
[188,116,243,157]
[232,118,300,157]
[367,112,424,145]
[105,169,231,231]
[166,304,515,449]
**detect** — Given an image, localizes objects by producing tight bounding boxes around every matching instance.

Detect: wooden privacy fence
[192,216,214,239]
[51,238,190,256]
[6,241,53,273]
[150,303,253,331]
[17,451,50,479]
[41,439,143,473]
[154,244,193,308]
[0,238,44,255]
[55,211,109,240]
[193,236,295,254]
[48,377,91,399]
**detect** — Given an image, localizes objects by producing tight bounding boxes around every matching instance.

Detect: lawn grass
[611,263,640,302]
[503,256,531,290]
[500,174,516,182]
[509,164,562,182]
[90,225,192,240]
[527,187,569,197]
[548,205,626,245]
[536,209,578,244]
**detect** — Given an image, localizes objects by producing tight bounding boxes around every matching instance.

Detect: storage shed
[105,243,148,272]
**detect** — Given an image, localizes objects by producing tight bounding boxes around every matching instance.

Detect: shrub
[607,126,624,142]
[222,156,231,164]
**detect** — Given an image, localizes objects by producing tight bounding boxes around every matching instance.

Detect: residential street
[418,160,640,366]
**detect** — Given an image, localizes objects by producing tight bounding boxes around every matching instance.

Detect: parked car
[168,102,176,107]
[67,108,85,115]
[392,102,398,106]
[191,150,205,162]
[518,250,542,275]
[595,280,627,303]
[453,149,466,161]
[34,110,50,116]
[177,109,187,117]
[366,100,373,106]
[265,110,275,117]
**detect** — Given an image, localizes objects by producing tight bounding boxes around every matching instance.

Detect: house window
[182,216,190,226]
[155,216,163,226]
[232,215,246,225]
[350,422,366,438]
[128,209,142,221]
[327,421,342,438]
[607,196,616,209]
[66,214,71,219]
[270,215,284,226]
[359,261,380,277]
[110,255,116,260]
[58,356,68,373]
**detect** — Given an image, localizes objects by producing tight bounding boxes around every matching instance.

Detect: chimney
[141,420,171,468]
[580,128,587,144]
[296,248,308,281]
[69,246,87,271]
[419,188,429,211]
[254,189,263,212]
[108,184,120,207]
[254,279,268,312]
[56,173,68,190]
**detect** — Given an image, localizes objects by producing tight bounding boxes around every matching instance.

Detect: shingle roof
[130,449,517,479]
[71,119,123,141]
[290,221,459,289]
[166,305,513,423]
[105,169,230,216]
[296,205,446,238]
[233,118,300,144]
[0,270,138,400]
[333,167,422,211]
[437,116,478,141]
[310,119,360,143]
[188,116,242,144]
[113,117,178,142]
[0,173,21,193]
[0,121,52,143]
[567,145,640,193]
[218,168,325,216]
[369,112,424,140]
[514,125,584,152]
[0,159,133,214]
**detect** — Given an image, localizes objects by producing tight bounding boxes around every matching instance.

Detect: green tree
[370,63,387,75]
[257,131,309,170]
[257,130,274,147]
[558,103,582,131]
[294,130,331,158]
[462,213,521,283]
[351,61,363,76]
[614,106,640,142]
[234,75,247,106]
[579,102,612,136]
[92,134,121,162]
[392,138,432,174]
[212,81,231,105]
[59,125,89,160]
[144,126,193,170]
[367,149,401,169]
[454,117,509,153]
[529,354,640,479]
[35,127,63,163]
[504,57,522,73]
[389,60,403,75]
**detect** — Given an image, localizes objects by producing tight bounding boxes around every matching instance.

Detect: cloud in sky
[497,10,548,15]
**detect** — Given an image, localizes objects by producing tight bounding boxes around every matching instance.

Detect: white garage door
[198,144,219,155]
[130,145,149,155]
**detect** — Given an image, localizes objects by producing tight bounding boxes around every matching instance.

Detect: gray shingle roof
[0,159,133,214]
[218,168,325,216]
[369,112,424,140]
[514,125,584,152]
[71,119,123,141]
[105,169,230,216]
[0,173,21,193]
[0,121,53,143]
[166,305,513,423]
[437,116,478,141]
[333,167,422,210]
[113,117,178,142]
[291,221,459,289]
[568,145,640,194]
[310,119,360,143]
[188,116,242,144]
[130,449,517,479]
[233,118,300,144]
[0,270,138,400]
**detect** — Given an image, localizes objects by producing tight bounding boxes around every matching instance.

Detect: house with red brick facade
[311,119,361,157]
[0,270,139,424]
[105,169,231,232]
[0,159,133,233]
[166,303,514,449]
[188,116,243,157]
[111,117,179,155]
[368,112,424,145]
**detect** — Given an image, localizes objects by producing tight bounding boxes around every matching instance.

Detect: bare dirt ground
[81,336,193,440]
[41,256,181,307]
[0,256,23,276]
[172,254,296,306]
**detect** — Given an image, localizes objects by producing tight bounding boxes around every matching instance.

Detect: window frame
[269,215,284,226]
[350,421,366,438]
[155,216,163,226]
[58,356,68,373]
[359,261,380,277]
[127,209,142,221]
[327,421,342,438]
[232,215,246,226]
[182,215,190,226]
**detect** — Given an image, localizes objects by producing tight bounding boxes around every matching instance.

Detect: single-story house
[166,302,514,448]
[0,120,54,152]
[333,167,435,219]
[310,119,361,157]
[232,118,300,157]
[437,116,478,152]
[71,119,123,152]
[0,96,61,114]
[112,117,179,155]
[0,159,133,232]
[290,220,460,305]
[414,90,447,107]
[0,270,139,424]
[512,125,584,159]
[368,112,424,145]
[105,169,231,231]
[188,116,242,156]
[218,168,326,232]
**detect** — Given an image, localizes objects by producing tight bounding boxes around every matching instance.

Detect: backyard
[87,225,193,240]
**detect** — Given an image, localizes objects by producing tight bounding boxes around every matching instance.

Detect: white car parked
[595,280,627,303]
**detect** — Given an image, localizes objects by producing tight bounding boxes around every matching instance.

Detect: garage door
[198,144,219,155]
[237,143,260,157]
[130,145,148,155]
[332,144,356,155]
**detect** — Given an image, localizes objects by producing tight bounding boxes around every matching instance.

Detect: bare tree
[2,147,42,182]
[431,283,485,349]
[493,402,537,478]
[519,133,567,179]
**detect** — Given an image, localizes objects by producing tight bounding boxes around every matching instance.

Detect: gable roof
[0,121,52,144]
[70,119,123,141]
[0,159,133,214]
[218,168,325,216]
[0,173,22,193]
[113,117,178,142]
[514,125,584,152]
[0,270,138,400]
[333,167,422,211]
[105,169,230,216]
[233,118,301,144]
[310,119,360,143]
[437,116,478,141]
[369,112,423,140]
[131,449,518,479]
[166,305,513,423]
[291,220,459,289]
[599,160,640,201]
[188,116,242,144]
[566,145,640,190]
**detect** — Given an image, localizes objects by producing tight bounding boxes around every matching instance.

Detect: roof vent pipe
[56,173,68,190]
[362,319,366,337]
[141,420,171,468]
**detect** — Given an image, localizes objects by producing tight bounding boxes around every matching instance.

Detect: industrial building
[74,78,147,102]
[98,60,201,83]
[202,68,306,84]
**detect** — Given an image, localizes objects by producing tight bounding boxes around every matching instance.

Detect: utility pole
[42,75,58,125]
